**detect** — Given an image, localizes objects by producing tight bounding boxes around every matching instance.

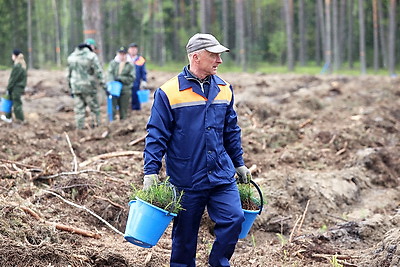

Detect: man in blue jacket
[127,43,147,110]
[143,33,252,267]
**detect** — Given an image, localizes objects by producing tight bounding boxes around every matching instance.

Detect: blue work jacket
[133,55,147,89]
[144,67,244,191]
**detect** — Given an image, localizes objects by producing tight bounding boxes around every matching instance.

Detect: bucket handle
[249,180,264,215]
[161,181,178,215]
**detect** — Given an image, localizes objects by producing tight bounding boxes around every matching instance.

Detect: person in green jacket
[1,49,27,123]
[107,46,136,120]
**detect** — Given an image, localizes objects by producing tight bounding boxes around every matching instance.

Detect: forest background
[0,0,399,75]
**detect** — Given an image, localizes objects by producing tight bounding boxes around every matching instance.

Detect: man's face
[197,50,223,77]
[128,46,138,57]
[118,52,127,62]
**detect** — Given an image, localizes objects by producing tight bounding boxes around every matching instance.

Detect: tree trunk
[222,0,229,47]
[358,0,366,74]
[153,0,165,66]
[315,3,321,65]
[324,0,332,74]
[235,0,246,71]
[332,0,340,71]
[347,0,354,69]
[82,0,103,62]
[377,0,387,68]
[200,0,209,33]
[284,0,294,71]
[298,0,306,66]
[172,0,181,61]
[35,1,44,67]
[338,0,346,66]
[62,0,70,60]
[372,0,379,71]
[27,0,33,69]
[52,0,61,67]
[190,0,196,30]
[317,0,326,67]
[387,0,396,76]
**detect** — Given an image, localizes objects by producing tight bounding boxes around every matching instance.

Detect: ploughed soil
[0,69,399,267]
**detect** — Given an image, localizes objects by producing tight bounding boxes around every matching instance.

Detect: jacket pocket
[166,154,193,188]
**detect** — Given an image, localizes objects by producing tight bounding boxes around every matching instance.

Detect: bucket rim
[135,197,177,217]
[242,208,261,213]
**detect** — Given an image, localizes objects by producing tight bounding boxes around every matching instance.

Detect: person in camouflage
[1,49,27,124]
[107,46,135,120]
[67,39,105,129]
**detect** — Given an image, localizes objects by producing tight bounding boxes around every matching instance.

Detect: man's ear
[193,52,200,63]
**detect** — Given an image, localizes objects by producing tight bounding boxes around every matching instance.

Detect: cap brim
[205,45,230,53]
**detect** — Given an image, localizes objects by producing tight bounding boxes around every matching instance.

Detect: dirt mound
[0,70,399,266]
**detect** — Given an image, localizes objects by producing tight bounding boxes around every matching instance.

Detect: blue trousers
[131,84,141,110]
[170,182,244,267]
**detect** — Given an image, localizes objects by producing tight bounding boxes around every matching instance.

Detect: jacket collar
[178,65,226,91]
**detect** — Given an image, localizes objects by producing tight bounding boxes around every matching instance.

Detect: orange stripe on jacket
[135,56,146,66]
[160,76,232,107]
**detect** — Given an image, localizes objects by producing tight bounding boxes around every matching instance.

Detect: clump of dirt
[0,69,399,266]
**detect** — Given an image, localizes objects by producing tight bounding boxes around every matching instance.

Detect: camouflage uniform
[67,45,105,129]
[107,60,135,120]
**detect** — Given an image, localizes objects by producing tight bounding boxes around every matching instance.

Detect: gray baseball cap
[186,33,229,54]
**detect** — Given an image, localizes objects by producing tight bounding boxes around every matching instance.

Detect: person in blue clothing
[127,43,147,110]
[142,33,252,267]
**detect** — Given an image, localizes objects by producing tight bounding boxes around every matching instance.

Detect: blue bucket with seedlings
[107,81,123,97]
[137,89,150,103]
[0,97,12,113]
[239,180,264,239]
[124,198,177,248]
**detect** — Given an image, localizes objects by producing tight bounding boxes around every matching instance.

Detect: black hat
[118,46,127,53]
[128,43,138,48]
[12,49,22,56]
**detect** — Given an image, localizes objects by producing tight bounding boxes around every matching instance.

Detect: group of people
[4,33,253,267]
[67,39,148,129]
[2,39,147,128]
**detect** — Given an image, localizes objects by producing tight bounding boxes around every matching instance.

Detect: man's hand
[235,166,252,184]
[143,174,160,190]
[140,80,147,89]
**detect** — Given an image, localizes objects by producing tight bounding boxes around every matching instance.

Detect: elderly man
[143,33,252,267]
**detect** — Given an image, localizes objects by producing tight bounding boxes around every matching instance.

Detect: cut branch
[20,206,100,239]
[43,189,123,236]
[0,158,42,170]
[129,135,146,146]
[93,195,126,210]
[79,150,142,167]
[64,132,78,172]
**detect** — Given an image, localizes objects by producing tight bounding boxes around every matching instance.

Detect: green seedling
[237,183,265,210]
[130,178,184,214]
[329,255,344,267]
[276,233,288,246]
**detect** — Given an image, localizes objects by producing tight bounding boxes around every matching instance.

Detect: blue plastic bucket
[238,180,264,239]
[107,81,123,97]
[0,98,12,113]
[137,89,150,103]
[239,209,260,239]
[124,198,176,248]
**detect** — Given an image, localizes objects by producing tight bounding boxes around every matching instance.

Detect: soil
[0,69,399,267]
